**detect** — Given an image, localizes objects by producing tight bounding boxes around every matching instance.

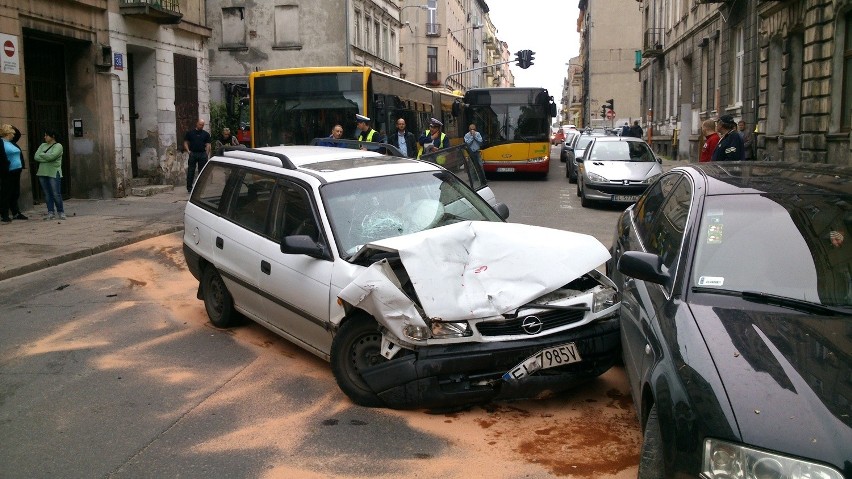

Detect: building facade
[0,0,209,204]
[577,0,643,130]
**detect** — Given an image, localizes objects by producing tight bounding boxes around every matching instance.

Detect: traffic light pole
[444,59,514,89]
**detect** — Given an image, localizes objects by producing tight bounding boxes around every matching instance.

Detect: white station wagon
[183,145,621,409]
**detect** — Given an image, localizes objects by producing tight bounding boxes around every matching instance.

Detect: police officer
[356,114,383,146]
[711,115,745,161]
[418,118,449,158]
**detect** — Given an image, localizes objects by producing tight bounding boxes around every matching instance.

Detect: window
[274,5,300,48]
[272,182,320,243]
[649,179,692,273]
[354,9,361,47]
[365,16,371,52]
[390,31,396,63]
[843,11,852,130]
[732,26,744,106]
[766,36,782,135]
[427,47,438,73]
[374,20,380,55]
[221,7,246,47]
[783,32,803,136]
[382,25,389,59]
[634,173,682,247]
[192,164,234,214]
[229,170,277,235]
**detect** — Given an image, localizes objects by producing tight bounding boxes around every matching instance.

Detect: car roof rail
[222,146,296,170]
[309,138,405,158]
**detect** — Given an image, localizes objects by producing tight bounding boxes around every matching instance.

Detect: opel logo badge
[521,315,543,335]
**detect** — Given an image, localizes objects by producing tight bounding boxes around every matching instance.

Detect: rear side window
[191,163,234,213]
[228,170,277,235]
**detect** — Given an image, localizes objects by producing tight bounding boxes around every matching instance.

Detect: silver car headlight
[702,439,844,479]
[592,287,617,312]
[641,173,661,184]
[430,321,472,338]
[587,171,608,183]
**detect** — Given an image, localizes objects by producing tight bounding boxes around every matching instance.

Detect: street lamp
[446,24,483,89]
[400,4,430,32]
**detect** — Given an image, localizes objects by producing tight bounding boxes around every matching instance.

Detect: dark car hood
[691,303,851,469]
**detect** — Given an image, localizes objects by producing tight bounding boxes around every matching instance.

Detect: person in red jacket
[699,119,719,163]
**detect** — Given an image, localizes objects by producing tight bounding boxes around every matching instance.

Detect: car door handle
[216,237,223,249]
[261,260,271,275]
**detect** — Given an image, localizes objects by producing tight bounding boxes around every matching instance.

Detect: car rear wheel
[638,404,665,479]
[330,316,387,407]
[202,266,237,328]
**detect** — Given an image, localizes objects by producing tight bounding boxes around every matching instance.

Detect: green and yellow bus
[248,66,461,147]
[461,87,556,176]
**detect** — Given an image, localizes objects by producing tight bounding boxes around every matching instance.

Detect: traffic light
[514,50,535,69]
[607,98,614,111]
[601,105,607,117]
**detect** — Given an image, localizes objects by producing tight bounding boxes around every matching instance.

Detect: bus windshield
[252,72,363,146]
[464,89,550,144]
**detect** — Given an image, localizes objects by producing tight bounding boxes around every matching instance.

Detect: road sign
[606,109,616,120]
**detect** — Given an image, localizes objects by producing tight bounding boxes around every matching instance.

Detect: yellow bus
[461,87,556,177]
[248,66,461,147]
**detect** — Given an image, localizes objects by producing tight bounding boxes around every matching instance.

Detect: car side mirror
[617,251,670,285]
[282,235,328,260]
[576,156,584,163]
[656,156,663,164]
[494,202,510,220]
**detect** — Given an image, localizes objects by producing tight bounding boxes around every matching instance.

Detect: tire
[581,189,591,207]
[638,404,665,479]
[330,316,387,407]
[201,266,237,328]
[568,162,577,183]
[576,178,582,197]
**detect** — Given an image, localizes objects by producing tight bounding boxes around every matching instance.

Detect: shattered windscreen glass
[321,171,503,257]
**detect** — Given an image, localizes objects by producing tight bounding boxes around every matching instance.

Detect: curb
[0,225,184,282]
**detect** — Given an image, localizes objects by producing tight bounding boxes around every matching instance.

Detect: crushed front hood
[340,221,610,332]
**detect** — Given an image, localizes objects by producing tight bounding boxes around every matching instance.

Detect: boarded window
[274,5,300,48]
[221,7,246,46]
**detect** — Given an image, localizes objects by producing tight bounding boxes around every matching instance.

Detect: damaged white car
[183,145,621,409]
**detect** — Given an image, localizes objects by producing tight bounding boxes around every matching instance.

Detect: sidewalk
[0,190,187,281]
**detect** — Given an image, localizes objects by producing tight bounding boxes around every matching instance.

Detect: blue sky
[486,0,581,115]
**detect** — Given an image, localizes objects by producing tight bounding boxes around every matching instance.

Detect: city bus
[460,87,556,176]
[248,67,461,147]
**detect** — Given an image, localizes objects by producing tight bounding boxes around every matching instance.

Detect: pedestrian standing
[737,120,754,160]
[699,119,719,163]
[418,118,449,157]
[464,123,484,164]
[711,115,745,161]
[0,124,26,223]
[387,118,416,158]
[183,119,211,193]
[34,129,66,221]
[356,114,384,147]
[620,122,630,137]
[628,120,643,139]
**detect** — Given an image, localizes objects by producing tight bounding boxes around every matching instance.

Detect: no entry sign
[0,34,19,75]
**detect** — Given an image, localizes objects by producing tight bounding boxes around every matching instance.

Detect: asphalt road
[0,147,642,479]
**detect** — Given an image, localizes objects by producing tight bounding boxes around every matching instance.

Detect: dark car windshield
[691,195,852,308]
[322,171,503,257]
[587,141,655,162]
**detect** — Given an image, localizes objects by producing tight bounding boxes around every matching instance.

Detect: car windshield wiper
[691,286,848,316]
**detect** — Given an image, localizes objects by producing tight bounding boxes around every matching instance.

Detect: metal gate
[24,36,70,200]
[174,54,198,150]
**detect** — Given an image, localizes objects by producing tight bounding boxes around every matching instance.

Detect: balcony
[426,23,441,37]
[426,71,441,86]
[119,0,183,24]
[642,28,664,57]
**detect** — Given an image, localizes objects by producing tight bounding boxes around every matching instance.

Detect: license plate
[496,167,515,172]
[614,195,639,202]
[502,343,582,381]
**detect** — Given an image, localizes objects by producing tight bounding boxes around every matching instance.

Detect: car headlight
[702,439,844,479]
[431,321,472,338]
[592,287,617,312]
[641,173,661,184]
[587,171,608,183]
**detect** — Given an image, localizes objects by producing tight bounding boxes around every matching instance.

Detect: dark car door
[616,173,692,395]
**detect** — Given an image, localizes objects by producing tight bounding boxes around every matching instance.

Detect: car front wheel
[202,266,237,328]
[330,316,387,407]
[568,162,577,183]
[638,404,665,479]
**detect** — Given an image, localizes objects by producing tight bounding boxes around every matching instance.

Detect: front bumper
[582,182,649,203]
[361,316,620,409]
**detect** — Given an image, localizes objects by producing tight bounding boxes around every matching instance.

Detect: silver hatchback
[576,137,662,207]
